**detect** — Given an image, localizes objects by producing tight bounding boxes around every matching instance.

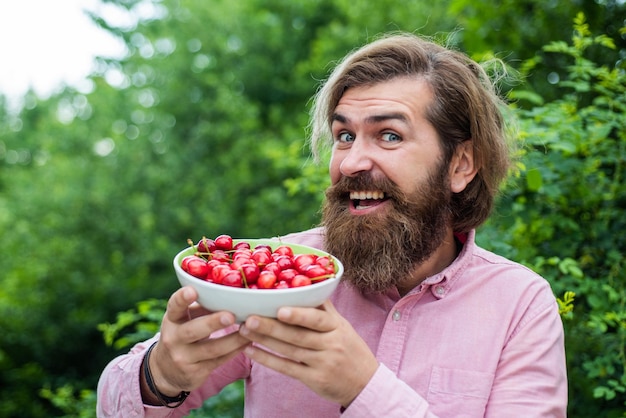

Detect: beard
[321,163,452,293]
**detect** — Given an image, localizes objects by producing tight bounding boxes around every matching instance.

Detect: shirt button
[392,310,401,321]
[435,286,445,296]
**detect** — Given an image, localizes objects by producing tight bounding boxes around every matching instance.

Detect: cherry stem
[310,273,335,282]
[239,268,250,288]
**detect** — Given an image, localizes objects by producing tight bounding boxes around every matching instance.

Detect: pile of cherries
[180,234,336,289]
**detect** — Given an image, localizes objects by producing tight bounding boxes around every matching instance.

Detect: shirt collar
[407,229,476,300]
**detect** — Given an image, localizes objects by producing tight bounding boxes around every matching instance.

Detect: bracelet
[142,341,190,408]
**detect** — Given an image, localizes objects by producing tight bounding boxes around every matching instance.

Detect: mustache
[325,173,404,201]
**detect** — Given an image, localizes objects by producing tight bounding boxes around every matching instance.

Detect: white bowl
[173,238,343,322]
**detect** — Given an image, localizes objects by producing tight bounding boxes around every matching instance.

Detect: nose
[337,138,375,177]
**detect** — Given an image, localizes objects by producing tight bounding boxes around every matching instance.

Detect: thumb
[165,286,198,323]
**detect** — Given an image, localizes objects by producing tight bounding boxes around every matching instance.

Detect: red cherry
[257,270,277,289]
[239,263,260,284]
[277,268,298,283]
[222,270,243,287]
[214,234,234,251]
[291,274,312,287]
[303,264,328,279]
[263,261,281,277]
[234,241,251,250]
[232,248,252,260]
[231,256,252,270]
[181,255,194,271]
[293,253,317,273]
[182,256,210,279]
[211,249,230,263]
[273,245,294,258]
[206,259,223,279]
[210,264,230,284]
[254,244,273,252]
[251,248,272,266]
[274,255,294,270]
[275,280,289,289]
[196,237,216,254]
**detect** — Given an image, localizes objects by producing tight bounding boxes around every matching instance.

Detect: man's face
[322,77,454,293]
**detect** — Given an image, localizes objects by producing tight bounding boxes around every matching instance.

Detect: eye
[381,132,401,142]
[336,132,355,143]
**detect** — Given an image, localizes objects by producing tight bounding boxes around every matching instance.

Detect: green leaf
[525,168,543,191]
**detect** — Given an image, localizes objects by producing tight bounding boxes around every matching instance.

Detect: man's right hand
[140,286,250,402]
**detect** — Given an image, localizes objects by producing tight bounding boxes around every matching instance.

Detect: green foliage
[98,298,166,349]
[479,13,626,416]
[0,0,624,416]
[39,385,98,418]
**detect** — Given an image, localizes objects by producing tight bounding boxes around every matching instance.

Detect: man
[97,33,568,417]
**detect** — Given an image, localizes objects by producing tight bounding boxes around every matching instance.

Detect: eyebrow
[332,112,409,125]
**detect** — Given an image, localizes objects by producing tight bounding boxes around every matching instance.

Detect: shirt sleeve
[341,364,439,418]
[96,334,234,418]
[484,297,568,417]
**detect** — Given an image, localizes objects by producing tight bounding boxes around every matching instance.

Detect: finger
[243,343,307,377]
[240,316,324,352]
[194,333,251,365]
[165,286,198,324]
[172,310,239,345]
[276,300,338,332]
[187,301,212,319]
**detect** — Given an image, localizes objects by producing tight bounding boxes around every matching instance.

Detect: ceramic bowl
[173,238,343,322]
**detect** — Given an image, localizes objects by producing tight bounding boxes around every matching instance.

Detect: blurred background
[0,0,624,417]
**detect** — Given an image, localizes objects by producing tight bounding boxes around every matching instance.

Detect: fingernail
[246,317,259,329]
[278,307,291,320]
[220,314,233,326]
[183,286,195,301]
[239,325,249,336]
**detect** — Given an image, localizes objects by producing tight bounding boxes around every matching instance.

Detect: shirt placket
[375,290,425,374]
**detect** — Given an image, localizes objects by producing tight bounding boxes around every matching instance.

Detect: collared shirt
[97,228,568,417]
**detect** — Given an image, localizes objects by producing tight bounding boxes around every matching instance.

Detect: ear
[449,140,478,193]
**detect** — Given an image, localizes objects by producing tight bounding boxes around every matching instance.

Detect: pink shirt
[97,228,568,417]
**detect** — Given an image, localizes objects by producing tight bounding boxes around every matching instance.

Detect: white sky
[0,0,128,108]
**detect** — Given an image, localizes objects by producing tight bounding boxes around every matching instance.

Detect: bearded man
[97,33,568,418]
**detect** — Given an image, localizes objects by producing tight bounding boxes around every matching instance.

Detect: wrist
[141,342,190,408]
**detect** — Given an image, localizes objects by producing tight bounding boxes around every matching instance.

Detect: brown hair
[309,32,512,232]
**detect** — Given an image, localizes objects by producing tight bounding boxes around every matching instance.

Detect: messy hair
[309,32,512,232]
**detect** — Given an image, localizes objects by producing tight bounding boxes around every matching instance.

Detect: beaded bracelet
[143,341,190,408]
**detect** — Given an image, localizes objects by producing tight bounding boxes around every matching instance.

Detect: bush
[480,13,626,417]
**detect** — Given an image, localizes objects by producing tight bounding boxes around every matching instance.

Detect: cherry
[182,256,210,279]
[293,253,317,273]
[215,234,234,251]
[234,241,251,250]
[210,264,230,284]
[196,237,216,254]
[251,248,272,267]
[291,274,312,287]
[275,280,290,289]
[211,249,230,263]
[303,264,328,279]
[263,261,281,277]
[239,262,260,285]
[277,268,298,284]
[222,270,243,287]
[274,255,294,270]
[273,245,294,258]
[257,270,277,289]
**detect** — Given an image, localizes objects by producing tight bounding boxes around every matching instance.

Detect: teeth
[349,191,385,200]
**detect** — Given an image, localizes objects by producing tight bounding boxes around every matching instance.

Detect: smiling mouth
[349,190,387,210]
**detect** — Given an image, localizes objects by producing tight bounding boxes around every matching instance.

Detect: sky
[0,0,128,108]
